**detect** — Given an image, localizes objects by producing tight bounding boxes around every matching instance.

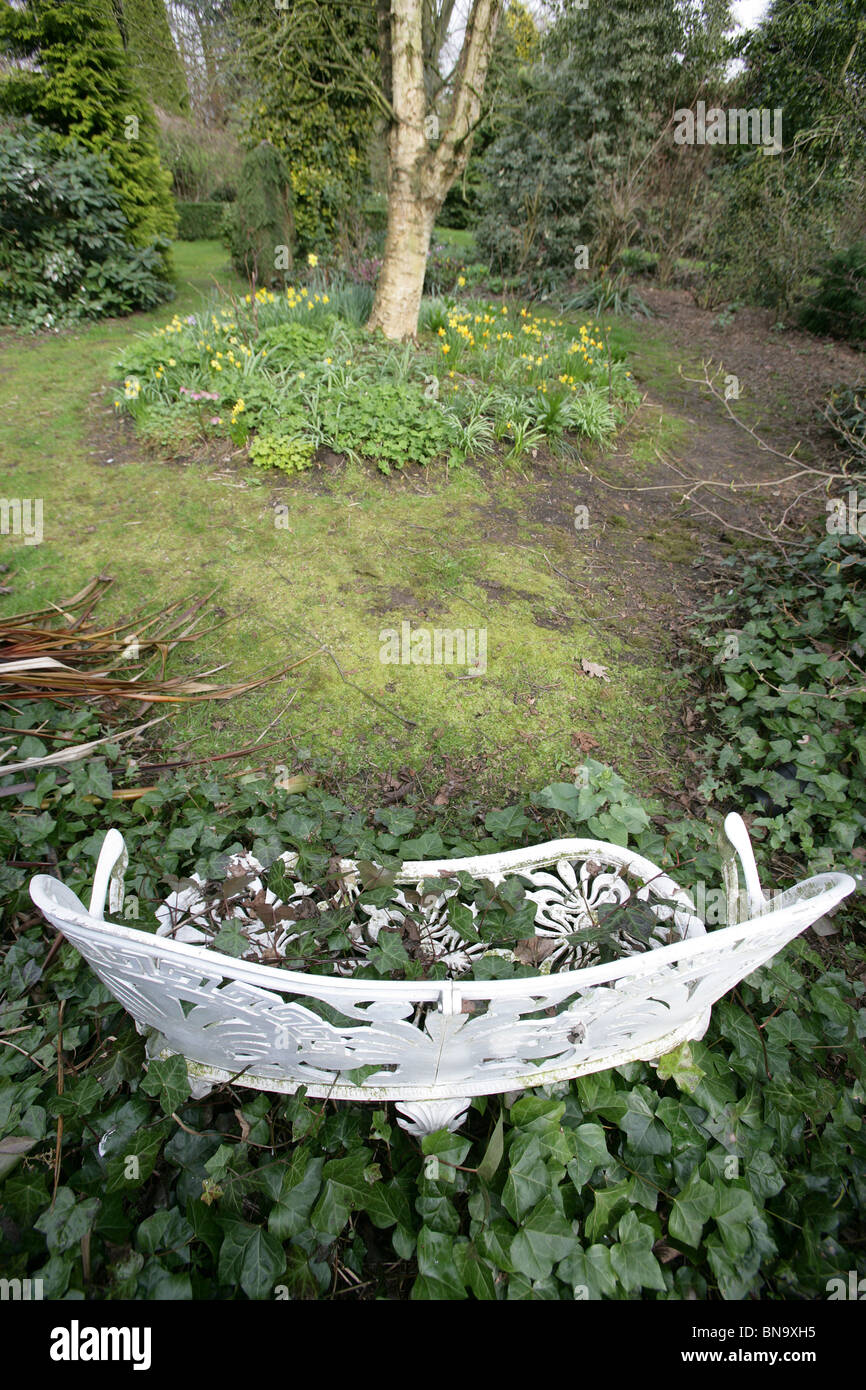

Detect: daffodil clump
[114,277,639,472]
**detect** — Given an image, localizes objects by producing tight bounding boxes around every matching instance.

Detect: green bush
[176,201,226,241]
[320,380,460,472]
[224,142,294,286]
[0,0,176,250]
[0,122,173,330]
[799,242,866,345]
[156,110,242,204]
[689,524,866,871]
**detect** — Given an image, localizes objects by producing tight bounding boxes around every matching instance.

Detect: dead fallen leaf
[572,730,600,753]
[580,659,610,682]
[653,1241,682,1265]
[513,936,558,966]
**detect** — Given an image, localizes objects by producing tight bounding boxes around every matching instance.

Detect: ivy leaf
[368,928,410,975]
[49,1074,103,1120]
[136,1208,194,1262]
[311,1149,371,1240]
[96,1029,143,1091]
[510,1196,575,1282]
[412,1228,467,1300]
[104,1124,168,1193]
[484,805,531,838]
[373,806,416,837]
[2,1170,48,1223]
[218,1220,286,1300]
[533,782,581,818]
[577,1070,627,1119]
[557,1242,617,1300]
[743,1149,785,1202]
[585,1181,632,1243]
[610,1210,666,1292]
[140,1054,191,1115]
[363,1176,414,1234]
[712,1184,758,1259]
[401,831,445,858]
[567,1122,611,1188]
[619,1091,671,1156]
[501,1134,550,1223]
[212,921,250,958]
[669,1171,715,1248]
[34,1187,100,1253]
[447,896,481,944]
[454,1241,498,1300]
[136,1260,193,1300]
[656,1041,706,1095]
[476,1218,518,1274]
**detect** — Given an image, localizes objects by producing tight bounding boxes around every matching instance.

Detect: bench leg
[394,1098,472,1136]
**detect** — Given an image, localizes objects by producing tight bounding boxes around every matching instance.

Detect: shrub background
[0,121,173,330]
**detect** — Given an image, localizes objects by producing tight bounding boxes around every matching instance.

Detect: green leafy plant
[114,288,641,474]
[799,242,866,345]
[688,526,866,871]
[1,700,863,1301]
[249,433,315,475]
[0,0,177,249]
[566,270,652,320]
[321,380,460,472]
[0,123,173,330]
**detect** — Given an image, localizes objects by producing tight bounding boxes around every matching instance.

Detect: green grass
[0,240,690,799]
[433,225,476,252]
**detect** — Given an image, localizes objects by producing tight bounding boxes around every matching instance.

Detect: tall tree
[166,1,235,125]
[113,0,190,116]
[367,0,503,337]
[476,0,733,278]
[230,0,378,251]
[236,0,503,338]
[0,0,177,247]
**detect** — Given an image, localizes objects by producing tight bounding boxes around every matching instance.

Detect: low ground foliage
[1,718,863,1301]
[689,525,866,872]
[114,278,639,474]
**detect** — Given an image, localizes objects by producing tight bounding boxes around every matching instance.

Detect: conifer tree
[0,0,177,247]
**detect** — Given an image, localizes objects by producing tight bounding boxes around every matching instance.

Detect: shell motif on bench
[29,813,855,1134]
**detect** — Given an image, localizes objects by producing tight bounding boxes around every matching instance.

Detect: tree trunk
[366,0,502,340]
[367,170,439,339]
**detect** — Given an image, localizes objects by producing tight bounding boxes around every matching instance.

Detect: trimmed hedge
[175,200,226,241]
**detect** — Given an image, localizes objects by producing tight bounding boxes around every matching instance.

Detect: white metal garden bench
[29,814,855,1134]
